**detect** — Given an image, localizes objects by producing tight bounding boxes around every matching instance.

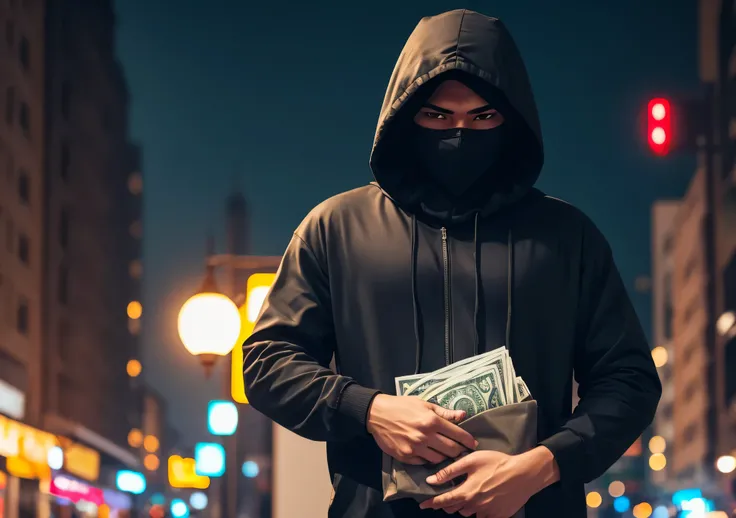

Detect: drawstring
[411,214,423,374]
[506,228,514,351]
[473,213,481,356]
[409,213,514,374]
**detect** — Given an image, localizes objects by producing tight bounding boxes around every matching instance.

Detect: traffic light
[647,98,672,156]
[231,273,277,403]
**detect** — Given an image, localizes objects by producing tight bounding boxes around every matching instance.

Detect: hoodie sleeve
[539,220,662,484]
[242,223,381,443]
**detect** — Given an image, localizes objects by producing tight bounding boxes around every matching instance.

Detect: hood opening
[369,10,544,223]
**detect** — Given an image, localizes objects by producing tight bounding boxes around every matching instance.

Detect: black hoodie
[243,10,661,518]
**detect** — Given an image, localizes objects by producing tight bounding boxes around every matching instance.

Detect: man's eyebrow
[467,104,495,115]
[423,103,453,114]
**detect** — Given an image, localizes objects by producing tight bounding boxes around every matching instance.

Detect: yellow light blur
[651,346,668,368]
[144,454,159,471]
[586,491,602,508]
[649,453,667,471]
[608,480,625,497]
[168,455,210,489]
[715,455,736,474]
[127,429,143,448]
[232,273,277,404]
[126,359,142,378]
[633,502,653,518]
[648,435,666,454]
[127,301,143,320]
[7,456,34,479]
[178,292,242,357]
[143,435,159,453]
[98,504,110,518]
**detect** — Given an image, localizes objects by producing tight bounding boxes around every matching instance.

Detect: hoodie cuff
[337,383,382,436]
[538,429,585,485]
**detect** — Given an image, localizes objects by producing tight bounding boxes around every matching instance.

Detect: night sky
[114,0,699,444]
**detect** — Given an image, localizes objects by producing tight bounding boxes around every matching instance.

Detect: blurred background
[0,0,734,517]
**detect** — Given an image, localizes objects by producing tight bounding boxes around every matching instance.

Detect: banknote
[423,365,506,419]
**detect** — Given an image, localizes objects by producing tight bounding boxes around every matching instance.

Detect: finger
[427,433,466,459]
[426,455,473,485]
[459,506,477,517]
[430,404,466,423]
[443,504,464,515]
[416,446,447,465]
[434,419,478,451]
[419,488,467,510]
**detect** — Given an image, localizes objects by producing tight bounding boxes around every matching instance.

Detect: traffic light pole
[203,252,281,518]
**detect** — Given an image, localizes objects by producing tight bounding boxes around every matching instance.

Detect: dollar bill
[515,376,531,401]
[401,347,507,396]
[423,365,506,419]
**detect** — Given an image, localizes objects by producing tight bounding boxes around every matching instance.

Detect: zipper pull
[441,227,447,241]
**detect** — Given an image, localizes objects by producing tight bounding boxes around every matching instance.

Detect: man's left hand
[419,447,559,518]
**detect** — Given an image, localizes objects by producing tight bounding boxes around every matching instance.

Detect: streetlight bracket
[199,264,220,294]
[199,353,218,378]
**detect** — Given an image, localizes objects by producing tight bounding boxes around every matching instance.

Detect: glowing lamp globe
[178,292,242,375]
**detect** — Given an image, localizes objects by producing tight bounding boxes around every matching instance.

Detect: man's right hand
[366,394,478,465]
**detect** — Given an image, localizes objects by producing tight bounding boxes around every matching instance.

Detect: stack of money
[394,346,531,420]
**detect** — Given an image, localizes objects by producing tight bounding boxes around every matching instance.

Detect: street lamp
[177,263,242,377]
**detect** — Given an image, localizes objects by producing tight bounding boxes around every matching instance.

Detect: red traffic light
[647,98,671,156]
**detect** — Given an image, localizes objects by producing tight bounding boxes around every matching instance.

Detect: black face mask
[413,125,509,197]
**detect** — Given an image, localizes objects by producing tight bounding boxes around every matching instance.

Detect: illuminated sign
[194,443,225,477]
[115,470,146,495]
[168,456,210,489]
[0,416,59,480]
[207,401,238,436]
[49,474,104,506]
[232,273,277,403]
[63,441,100,482]
[0,380,24,420]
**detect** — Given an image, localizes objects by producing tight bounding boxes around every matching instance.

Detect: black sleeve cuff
[337,383,382,436]
[539,429,585,485]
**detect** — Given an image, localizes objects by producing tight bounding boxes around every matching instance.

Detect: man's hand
[366,394,478,465]
[419,446,560,518]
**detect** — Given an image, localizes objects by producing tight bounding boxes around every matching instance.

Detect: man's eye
[474,112,496,121]
[424,112,446,120]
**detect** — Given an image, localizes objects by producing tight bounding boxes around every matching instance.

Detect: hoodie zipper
[441,227,453,365]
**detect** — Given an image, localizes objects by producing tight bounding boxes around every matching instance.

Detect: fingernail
[426,475,436,484]
[474,440,479,449]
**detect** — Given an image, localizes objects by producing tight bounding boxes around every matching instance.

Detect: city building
[41,0,143,451]
[650,200,681,488]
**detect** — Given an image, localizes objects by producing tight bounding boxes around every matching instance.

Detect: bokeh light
[144,454,160,471]
[608,480,625,498]
[586,491,602,508]
[143,435,159,453]
[126,359,142,378]
[126,301,142,319]
[651,346,668,368]
[127,429,143,448]
[648,435,666,454]
[649,453,667,471]
[715,455,736,474]
[633,502,653,518]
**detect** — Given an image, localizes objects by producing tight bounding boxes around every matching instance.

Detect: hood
[369,10,544,223]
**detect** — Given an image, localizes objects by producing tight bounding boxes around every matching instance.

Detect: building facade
[41,0,143,450]
[651,200,680,487]
[0,0,46,430]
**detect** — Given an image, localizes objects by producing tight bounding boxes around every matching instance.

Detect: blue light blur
[672,488,702,507]
[652,506,668,518]
[189,492,208,510]
[242,460,259,478]
[150,493,166,506]
[207,400,238,436]
[170,498,189,518]
[195,442,226,477]
[613,496,630,513]
[115,470,146,495]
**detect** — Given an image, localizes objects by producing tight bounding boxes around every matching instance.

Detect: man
[243,9,661,518]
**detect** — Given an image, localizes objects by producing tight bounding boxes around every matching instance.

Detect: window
[17,169,29,204]
[18,233,29,264]
[5,87,14,125]
[59,208,69,248]
[58,320,70,361]
[60,82,70,121]
[16,297,28,334]
[58,265,68,304]
[5,217,14,253]
[5,20,14,48]
[682,422,698,443]
[60,142,70,180]
[19,102,29,138]
[19,36,29,70]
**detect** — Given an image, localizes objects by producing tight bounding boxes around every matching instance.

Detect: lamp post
[177,242,281,518]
